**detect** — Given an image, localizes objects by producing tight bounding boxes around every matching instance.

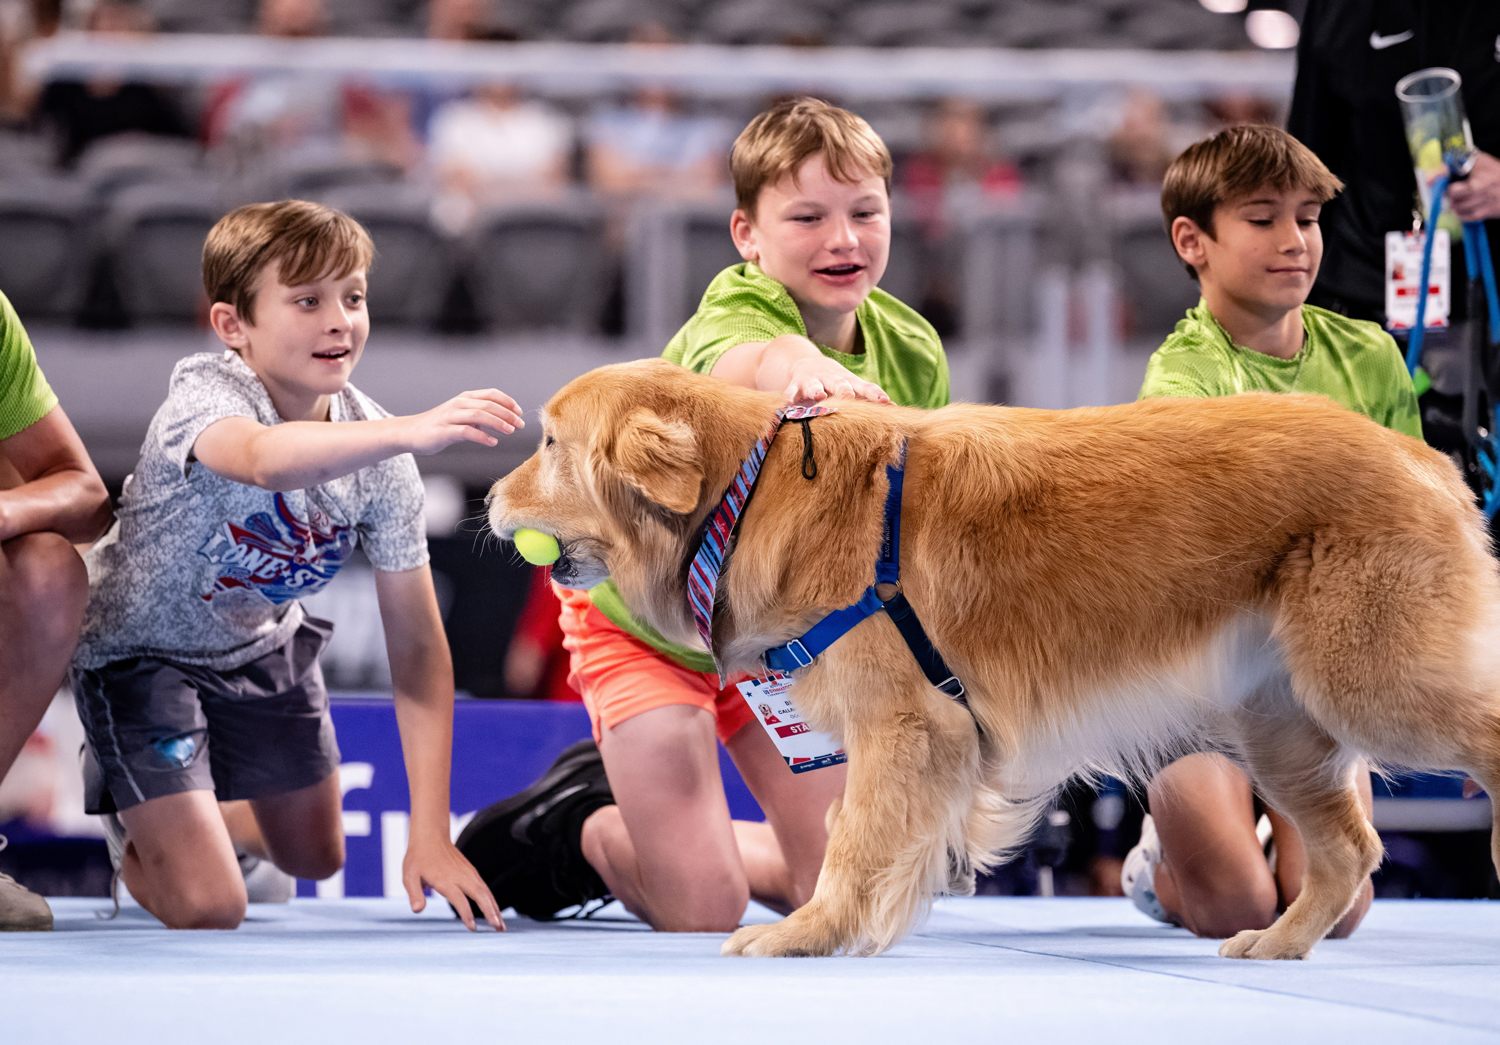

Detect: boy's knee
[159,882,248,930]
[1174,866,1279,938]
[277,837,344,882]
[5,531,88,620]
[652,879,749,933]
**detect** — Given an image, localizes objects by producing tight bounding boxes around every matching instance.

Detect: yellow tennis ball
[513,528,561,566]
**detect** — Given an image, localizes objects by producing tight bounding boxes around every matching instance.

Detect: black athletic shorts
[72,617,341,815]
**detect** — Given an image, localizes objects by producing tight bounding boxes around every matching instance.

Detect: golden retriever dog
[487,358,1500,960]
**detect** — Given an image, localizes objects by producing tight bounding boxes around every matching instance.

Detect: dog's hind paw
[1218,928,1312,961]
[722,920,838,958]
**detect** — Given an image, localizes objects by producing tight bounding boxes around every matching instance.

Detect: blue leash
[1405,174,1500,518]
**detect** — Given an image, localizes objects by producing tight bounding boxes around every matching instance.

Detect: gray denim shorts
[72,617,341,815]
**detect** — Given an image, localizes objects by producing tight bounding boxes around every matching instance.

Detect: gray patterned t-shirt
[75,350,428,672]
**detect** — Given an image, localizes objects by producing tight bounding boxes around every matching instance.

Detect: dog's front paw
[722,919,839,958]
[1218,928,1311,961]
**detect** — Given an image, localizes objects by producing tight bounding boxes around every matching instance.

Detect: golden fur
[488,358,1500,960]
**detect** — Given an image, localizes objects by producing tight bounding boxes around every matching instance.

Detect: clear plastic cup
[1396,67,1476,222]
[1396,67,1476,177]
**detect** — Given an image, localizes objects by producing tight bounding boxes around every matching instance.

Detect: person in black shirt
[1289,0,1500,325]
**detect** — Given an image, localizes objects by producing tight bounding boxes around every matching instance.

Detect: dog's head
[488,359,780,648]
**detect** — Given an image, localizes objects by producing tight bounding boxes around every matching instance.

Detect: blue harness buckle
[782,639,813,668]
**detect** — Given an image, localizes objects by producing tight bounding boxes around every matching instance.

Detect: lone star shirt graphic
[197,494,354,606]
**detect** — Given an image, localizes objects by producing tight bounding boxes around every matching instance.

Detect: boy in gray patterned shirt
[71,200,515,931]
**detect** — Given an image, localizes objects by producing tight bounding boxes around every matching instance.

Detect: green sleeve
[1138,351,1223,401]
[0,291,58,440]
[926,349,951,408]
[666,308,794,377]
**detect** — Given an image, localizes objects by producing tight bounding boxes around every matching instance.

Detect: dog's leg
[722,671,980,957]
[1218,684,1380,961]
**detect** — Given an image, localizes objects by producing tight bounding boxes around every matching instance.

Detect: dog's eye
[545,434,555,448]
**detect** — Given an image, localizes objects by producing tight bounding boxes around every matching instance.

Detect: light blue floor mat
[4,896,1498,1043]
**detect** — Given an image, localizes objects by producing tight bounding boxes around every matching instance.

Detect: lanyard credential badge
[736,673,847,773]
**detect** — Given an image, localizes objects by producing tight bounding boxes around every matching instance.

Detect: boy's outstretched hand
[403,389,525,454]
[783,356,891,406]
[403,833,504,932]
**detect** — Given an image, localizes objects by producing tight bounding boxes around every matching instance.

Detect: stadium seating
[319,183,453,328]
[464,195,614,334]
[1108,186,1201,343]
[0,178,94,319]
[106,179,238,322]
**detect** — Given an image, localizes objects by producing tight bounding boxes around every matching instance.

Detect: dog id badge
[737,673,846,774]
[1385,229,1450,330]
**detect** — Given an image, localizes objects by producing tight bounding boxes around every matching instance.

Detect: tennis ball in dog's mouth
[513,528,561,566]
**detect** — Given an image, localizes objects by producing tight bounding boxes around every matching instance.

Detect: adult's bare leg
[1149,753,1280,938]
[118,790,247,929]
[581,704,749,931]
[0,532,88,779]
[724,719,843,914]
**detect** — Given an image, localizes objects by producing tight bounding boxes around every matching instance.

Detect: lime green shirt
[0,291,58,441]
[594,262,951,673]
[1138,302,1422,440]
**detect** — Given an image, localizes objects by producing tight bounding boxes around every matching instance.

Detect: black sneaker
[456,738,614,921]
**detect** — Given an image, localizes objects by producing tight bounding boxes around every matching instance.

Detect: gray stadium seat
[319,183,452,328]
[982,1,1107,48]
[625,194,741,344]
[697,0,832,45]
[0,132,52,180]
[107,179,237,323]
[959,194,1041,341]
[75,135,204,199]
[255,144,403,203]
[1118,4,1247,50]
[559,0,691,41]
[0,178,92,320]
[1108,187,1200,342]
[465,196,612,333]
[144,0,255,33]
[834,2,963,47]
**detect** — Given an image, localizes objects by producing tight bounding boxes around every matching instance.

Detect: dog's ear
[606,409,703,514]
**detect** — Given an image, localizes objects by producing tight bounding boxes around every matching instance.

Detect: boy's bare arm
[712,334,890,405]
[375,564,504,932]
[0,406,112,543]
[193,389,524,491]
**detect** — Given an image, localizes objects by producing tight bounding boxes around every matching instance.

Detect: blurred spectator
[901,98,1022,232]
[202,0,337,156]
[427,83,573,233]
[503,567,579,702]
[901,98,1022,336]
[426,0,517,41]
[29,0,190,166]
[1106,89,1176,186]
[257,0,327,37]
[0,0,59,125]
[1204,93,1277,130]
[585,85,733,203]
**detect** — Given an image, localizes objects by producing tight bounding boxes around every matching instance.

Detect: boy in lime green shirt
[1125,125,1405,942]
[0,288,112,930]
[457,99,948,931]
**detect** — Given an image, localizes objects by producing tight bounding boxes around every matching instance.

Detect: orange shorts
[556,585,754,745]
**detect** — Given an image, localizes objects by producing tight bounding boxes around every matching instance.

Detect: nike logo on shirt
[1369,29,1413,50]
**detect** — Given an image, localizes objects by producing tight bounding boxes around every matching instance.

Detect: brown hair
[731,97,892,217]
[203,199,374,325]
[1161,125,1343,278]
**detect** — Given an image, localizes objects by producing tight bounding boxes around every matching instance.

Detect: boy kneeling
[1123,126,1418,938]
[71,201,514,930]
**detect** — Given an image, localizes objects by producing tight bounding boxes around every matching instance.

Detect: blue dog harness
[763,444,971,715]
[684,408,972,722]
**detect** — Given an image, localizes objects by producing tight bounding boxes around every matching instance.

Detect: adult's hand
[1448,152,1500,224]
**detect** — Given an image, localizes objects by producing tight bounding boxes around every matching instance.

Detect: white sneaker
[1121,814,1172,923]
[237,851,295,904]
